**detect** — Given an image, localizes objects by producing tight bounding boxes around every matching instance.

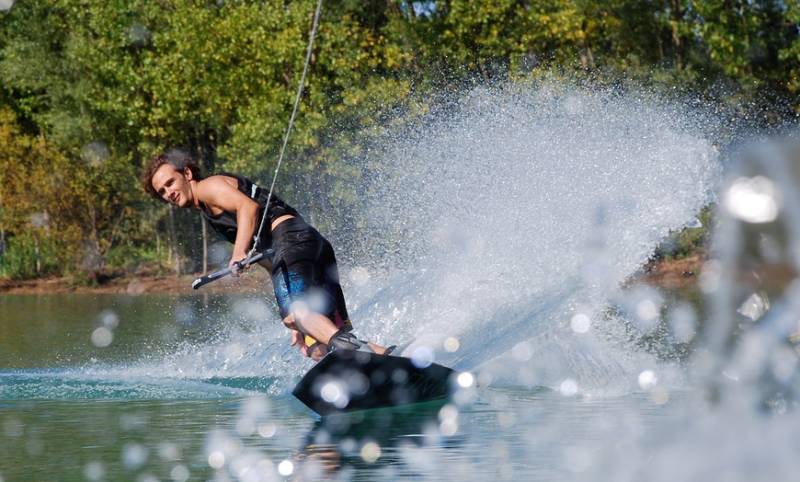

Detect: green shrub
[0,232,62,279]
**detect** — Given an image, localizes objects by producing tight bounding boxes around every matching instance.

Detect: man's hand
[228,249,249,277]
[290,329,326,361]
[290,328,312,357]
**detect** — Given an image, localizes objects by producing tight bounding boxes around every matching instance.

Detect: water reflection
[292,401,450,480]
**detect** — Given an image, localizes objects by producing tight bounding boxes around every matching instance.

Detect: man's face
[151,164,193,207]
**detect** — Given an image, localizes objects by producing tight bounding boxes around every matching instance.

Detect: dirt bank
[0,267,270,295]
[0,256,705,295]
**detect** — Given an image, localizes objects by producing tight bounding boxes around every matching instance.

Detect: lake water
[5,292,794,482]
[0,293,697,482]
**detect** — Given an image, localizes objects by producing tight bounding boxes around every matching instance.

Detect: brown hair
[141,150,203,201]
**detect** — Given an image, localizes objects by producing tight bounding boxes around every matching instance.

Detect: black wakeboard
[292,350,455,416]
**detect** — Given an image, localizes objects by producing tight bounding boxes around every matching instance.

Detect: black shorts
[269,218,351,342]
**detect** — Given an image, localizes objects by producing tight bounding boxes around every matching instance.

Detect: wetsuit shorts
[270,217,352,347]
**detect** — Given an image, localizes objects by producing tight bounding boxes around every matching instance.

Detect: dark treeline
[0,0,798,281]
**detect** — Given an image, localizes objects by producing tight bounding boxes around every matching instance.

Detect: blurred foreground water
[3,83,800,480]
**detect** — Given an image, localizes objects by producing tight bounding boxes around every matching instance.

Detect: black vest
[199,173,301,250]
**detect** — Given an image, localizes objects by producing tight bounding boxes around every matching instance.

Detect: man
[142,153,391,360]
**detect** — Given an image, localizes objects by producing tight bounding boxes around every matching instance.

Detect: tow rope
[249,0,324,257]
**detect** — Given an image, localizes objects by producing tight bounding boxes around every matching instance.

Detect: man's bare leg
[283,312,389,355]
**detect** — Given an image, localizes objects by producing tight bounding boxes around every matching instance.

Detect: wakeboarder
[142,153,391,361]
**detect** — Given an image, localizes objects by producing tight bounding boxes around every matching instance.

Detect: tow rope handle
[191,250,273,289]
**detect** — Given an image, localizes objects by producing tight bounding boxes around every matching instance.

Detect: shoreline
[0,256,704,295]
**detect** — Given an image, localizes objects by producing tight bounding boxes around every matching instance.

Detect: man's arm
[196,176,260,266]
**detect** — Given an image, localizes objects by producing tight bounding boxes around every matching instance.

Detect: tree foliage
[0,0,798,279]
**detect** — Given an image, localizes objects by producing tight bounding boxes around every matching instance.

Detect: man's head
[142,152,203,207]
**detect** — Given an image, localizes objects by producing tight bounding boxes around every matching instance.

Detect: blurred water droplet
[126,279,145,295]
[91,327,113,347]
[686,217,703,228]
[29,212,49,229]
[126,23,151,46]
[443,337,460,352]
[559,379,578,396]
[169,464,189,482]
[723,176,780,223]
[174,302,196,326]
[0,0,15,12]
[350,266,371,286]
[320,381,349,408]
[668,302,697,343]
[637,370,658,390]
[570,313,591,334]
[770,346,798,383]
[3,418,23,437]
[360,441,382,463]
[81,141,110,167]
[207,451,225,469]
[119,413,147,431]
[456,372,474,388]
[257,422,276,438]
[411,346,434,368]
[122,443,148,470]
[157,442,180,462]
[699,260,721,293]
[277,460,294,476]
[83,461,105,481]
[99,310,119,329]
[636,299,659,322]
[737,291,770,322]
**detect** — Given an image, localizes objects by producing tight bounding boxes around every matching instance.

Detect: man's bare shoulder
[195,174,255,212]
[199,174,238,187]
[196,175,238,196]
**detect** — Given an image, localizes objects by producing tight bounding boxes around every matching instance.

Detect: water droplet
[122,443,148,470]
[29,212,49,229]
[257,422,276,438]
[411,346,435,368]
[169,464,190,482]
[699,260,721,293]
[126,23,151,46]
[3,418,23,437]
[443,337,460,352]
[99,310,120,329]
[91,327,113,348]
[320,381,349,408]
[277,460,294,476]
[81,141,110,167]
[559,379,578,396]
[349,266,371,286]
[737,291,770,322]
[83,461,105,481]
[723,175,780,223]
[668,303,697,343]
[456,372,474,388]
[157,442,180,461]
[637,370,658,390]
[570,313,591,333]
[360,441,382,463]
[0,0,15,12]
[207,451,225,469]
